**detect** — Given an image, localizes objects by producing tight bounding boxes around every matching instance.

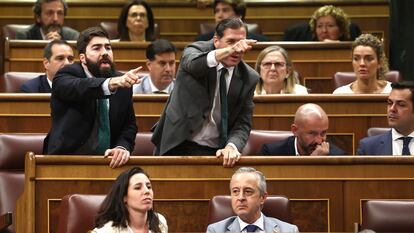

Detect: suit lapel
[381,130,393,155]
[263,215,280,233]
[227,217,241,233]
[227,65,243,115]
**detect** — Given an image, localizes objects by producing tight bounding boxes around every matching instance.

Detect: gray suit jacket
[357,130,392,155]
[151,40,259,155]
[206,215,299,233]
[132,75,174,94]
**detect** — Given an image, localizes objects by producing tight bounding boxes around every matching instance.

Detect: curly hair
[352,34,389,80]
[254,45,298,94]
[309,5,350,41]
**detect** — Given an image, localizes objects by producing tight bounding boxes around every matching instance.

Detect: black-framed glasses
[261,61,286,69]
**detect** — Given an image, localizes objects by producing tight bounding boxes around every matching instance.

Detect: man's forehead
[87,37,111,47]
[390,89,412,101]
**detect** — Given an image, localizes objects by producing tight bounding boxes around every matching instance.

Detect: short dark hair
[77,27,109,54]
[94,167,162,232]
[43,39,71,60]
[215,17,246,38]
[391,81,414,112]
[33,0,68,18]
[214,0,246,21]
[146,39,176,60]
[118,0,155,41]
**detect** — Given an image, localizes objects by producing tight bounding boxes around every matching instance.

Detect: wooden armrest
[0,212,12,230]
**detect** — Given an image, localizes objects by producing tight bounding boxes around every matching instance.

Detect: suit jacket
[196,31,269,42]
[261,136,346,155]
[20,74,51,93]
[283,22,362,41]
[16,24,79,40]
[132,75,174,94]
[206,215,299,233]
[151,40,259,155]
[357,130,392,155]
[44,62,137,154]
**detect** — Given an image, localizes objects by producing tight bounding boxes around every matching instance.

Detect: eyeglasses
[128,12,147,19]
[261,62,286,69]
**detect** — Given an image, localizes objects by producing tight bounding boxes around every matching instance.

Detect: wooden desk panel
[0,94,388,155]
[15,155,414,233]
[4,40,352,93]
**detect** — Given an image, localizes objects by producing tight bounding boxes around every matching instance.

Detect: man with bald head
[261,103,345,156]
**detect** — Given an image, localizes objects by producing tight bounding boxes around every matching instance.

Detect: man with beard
[16,0,79,40]
[133,39,176,94]
[43,27,139,168]
[358,81,414,155]
[261,103,345,156]
[152,17,259,167]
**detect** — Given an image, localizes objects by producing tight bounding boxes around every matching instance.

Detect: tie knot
[400,136,412,145]
[244,224,259,232]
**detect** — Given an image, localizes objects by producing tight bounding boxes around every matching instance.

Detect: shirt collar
[294,137,300,156]
[82,63,94,78]
[237,212,264,232]
[392,128,414,141]
[217,63,235,74]
[148,76,171,94]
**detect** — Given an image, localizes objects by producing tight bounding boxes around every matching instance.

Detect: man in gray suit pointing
[152,17,259,167]
[206,167,299,232]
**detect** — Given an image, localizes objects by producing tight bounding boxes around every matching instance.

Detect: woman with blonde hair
[254,45,308,94]
[333,34,390,94]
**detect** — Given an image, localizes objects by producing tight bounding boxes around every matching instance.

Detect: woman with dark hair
[117,0,155,41]
[92,167,167,233]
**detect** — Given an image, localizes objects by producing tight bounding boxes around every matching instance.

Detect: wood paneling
[15,155,414,233]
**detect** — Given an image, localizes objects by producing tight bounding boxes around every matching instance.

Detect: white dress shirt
[391,128,414,155]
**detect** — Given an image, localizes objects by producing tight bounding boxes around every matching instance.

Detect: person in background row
[133,39,176,94]
[21,40,74,93]
[195,0,269,41]
[17,0,79,41]
[152,17,259,168]
[92,166,168,233]
[358,81,414,155]
[206,167,299,233]
[117,0,156,41]
[283,5,361,42]
[44,27,139,168]
[333,34,390,94]
[254,45,308,95]
[261,103,345,156]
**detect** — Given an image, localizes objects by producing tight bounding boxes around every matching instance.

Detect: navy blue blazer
[44,62,137,155]
[20,74,51,93]
[261,136,345,155]
[283,22,362,41]
[357,130,392,155]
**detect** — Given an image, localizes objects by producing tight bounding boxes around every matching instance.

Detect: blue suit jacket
[261,136,346,155]
[206,214,299,233]
[357,130,392,155]
[20,74,51,93]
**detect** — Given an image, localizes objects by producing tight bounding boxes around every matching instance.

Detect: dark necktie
[244,224,259,232]
[95,99,110,154]
[219,68,228,148]
[401,136,412,155]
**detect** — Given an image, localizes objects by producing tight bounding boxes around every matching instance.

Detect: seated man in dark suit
[195,0,269,41]
[16,0,79,40]
[358,81,414,155]
[261,103,345,156]
[206,167,298,233]
[21,40,74,93]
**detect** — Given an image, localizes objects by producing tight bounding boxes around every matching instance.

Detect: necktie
[401,136,412,155]
[95,98,110,154]
[219,68,228,148]
[244,224,259,232]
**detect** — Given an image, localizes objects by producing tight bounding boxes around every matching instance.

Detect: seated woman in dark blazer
[117,0,156,41]
[283,5,361,42]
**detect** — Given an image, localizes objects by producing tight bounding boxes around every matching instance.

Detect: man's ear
[146,59,152,72]
[43,58,50,71]
[291,123,298,136]
[213,35,219,48]
[260,192,268,205]
[79,53,86,64]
